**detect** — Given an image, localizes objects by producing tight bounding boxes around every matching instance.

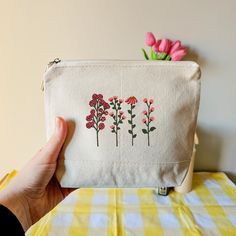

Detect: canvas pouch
[43,60,201,188]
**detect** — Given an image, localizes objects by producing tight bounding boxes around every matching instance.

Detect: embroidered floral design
[109,96,125,147]
[142,98,156,146]
[125,96,138,146]
[86,93,110,147]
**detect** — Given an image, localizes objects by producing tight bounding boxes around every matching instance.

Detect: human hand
[0,117,75,231]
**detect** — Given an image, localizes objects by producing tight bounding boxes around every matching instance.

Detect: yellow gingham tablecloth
[1,172,236,235]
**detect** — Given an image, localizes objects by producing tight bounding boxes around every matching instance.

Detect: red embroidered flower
[86,93,110,147]
[98,123,105,130]
[125,96,138,105]
[100,116,106,122]
[86,121,94,129]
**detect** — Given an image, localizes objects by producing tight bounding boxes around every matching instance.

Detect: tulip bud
[171,47,187,61]
[145,32,156,47]
[158,39,171,53]
[153,39,161,53]
[169,40,181,55]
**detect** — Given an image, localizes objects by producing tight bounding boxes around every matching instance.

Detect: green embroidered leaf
[128,120,132,124]
[132,124,136,128]
[128,130,132,134]
[131,105,135,109]
[113,122,116,125]
[150,127,156,132]
[132,114,135,118]
[119,120,123,124]
[142,129,148,134]
[128,110,132,114]
[133,134,137,138]
[111,130,115,133]
[118,107,121,110]
[142,48,149,60]
[110,102,114,105]
[117,127,120,130]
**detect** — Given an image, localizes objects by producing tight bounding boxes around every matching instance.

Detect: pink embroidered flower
[108,97,113,102]
[143,98,148,103]
[104,111,108,115]
[110,124,115,129]
[109,96,125,147]
[109,112,114,117]
[142,98,157,146]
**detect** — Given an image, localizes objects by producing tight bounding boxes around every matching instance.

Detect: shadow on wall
[194,126,236,184]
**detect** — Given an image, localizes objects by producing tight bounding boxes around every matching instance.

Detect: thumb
[38,117,68,164]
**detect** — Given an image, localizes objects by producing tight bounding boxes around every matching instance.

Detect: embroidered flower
[86,93,110,147]
[142,99,156,146]
[109,96,125,147]
[125,96,138,146]
[125,96,138,105]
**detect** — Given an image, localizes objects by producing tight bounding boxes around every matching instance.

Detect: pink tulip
[158,39,171,53]
[153,39,161,53]
[171,47,187,61]
[169,40,181,55]
[146,32,156,47]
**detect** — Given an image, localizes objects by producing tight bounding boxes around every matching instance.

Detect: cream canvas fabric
[43,60,201,188]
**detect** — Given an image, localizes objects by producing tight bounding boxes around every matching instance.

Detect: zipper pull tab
[41,58,61,91]
[48,58,61,68]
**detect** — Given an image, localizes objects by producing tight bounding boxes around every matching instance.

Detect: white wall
[0,0,235,182]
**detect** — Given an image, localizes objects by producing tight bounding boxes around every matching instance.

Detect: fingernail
[55,117,61,131]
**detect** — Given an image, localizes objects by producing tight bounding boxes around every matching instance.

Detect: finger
[38,117,68,164]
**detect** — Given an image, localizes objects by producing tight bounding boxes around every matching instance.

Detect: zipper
[41,58,61,91]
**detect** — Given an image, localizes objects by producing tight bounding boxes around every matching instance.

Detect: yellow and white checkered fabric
[1,172,236,235]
